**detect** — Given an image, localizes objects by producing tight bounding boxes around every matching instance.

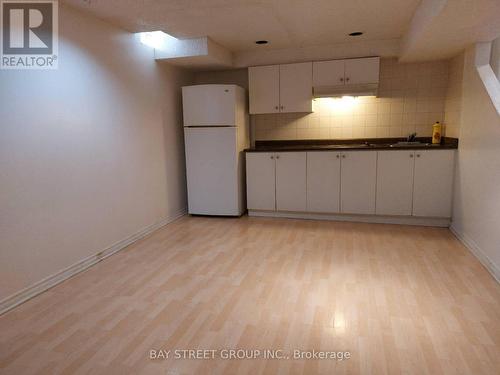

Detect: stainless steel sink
[390,142,432,147]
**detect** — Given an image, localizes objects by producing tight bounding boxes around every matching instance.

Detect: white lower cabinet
[246,152,276,210]
[246,149,455,220]
[376,150,455,218]
[306,151,341,213]
[276,152,307,211]
[412,150,455,217]
[340,151,377,214]
[246,152,306,212]
[376,151,415,216]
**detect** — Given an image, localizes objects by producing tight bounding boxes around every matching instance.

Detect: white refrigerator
[182,84,249,216]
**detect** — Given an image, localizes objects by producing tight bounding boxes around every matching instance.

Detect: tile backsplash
[443,54,464,138]
[254,58,450,140]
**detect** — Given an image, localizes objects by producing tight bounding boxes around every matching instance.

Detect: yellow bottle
[432,121,442,144]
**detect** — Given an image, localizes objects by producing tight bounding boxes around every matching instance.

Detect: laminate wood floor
[1,216,499,375]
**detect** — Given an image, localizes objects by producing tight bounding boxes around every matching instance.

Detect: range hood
[313,83,378,98]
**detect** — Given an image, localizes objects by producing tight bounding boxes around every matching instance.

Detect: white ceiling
[63,0,500,66]
[400,0,500,61]
[63,0,421,52]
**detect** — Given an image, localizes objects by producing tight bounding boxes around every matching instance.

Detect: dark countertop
[245,137,458,152]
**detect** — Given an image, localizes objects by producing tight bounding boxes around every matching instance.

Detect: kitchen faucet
[407,132,417,142]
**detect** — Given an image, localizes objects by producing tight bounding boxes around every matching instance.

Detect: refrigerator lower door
[184,127,242,216]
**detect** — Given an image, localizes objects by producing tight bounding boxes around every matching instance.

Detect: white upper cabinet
[249,62,312,114]
[248,65,280,114]
[246,152,276,211]
[312,59,345,87]
[307,151,341,213]
[279,62,313,113]
[376,151,415,216]
[249,57,379,113]
[340,151,377,215]
[344,57,380,85]
[275,152,307,212]
[412,150,455,218]
[313,57,380,88]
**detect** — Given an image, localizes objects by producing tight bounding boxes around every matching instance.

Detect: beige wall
[253,58,449,140]
[0,4,192,300]
[444,54,465,138]
[490,37,500,81]
[194,68,249,90]
[451,45,500,278]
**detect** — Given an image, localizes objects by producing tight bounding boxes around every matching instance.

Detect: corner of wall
[444,52,465,138]
[450,42,500,285]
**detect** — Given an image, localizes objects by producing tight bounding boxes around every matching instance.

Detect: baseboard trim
[0,208,187,316]
[450,224,500,283]
[248,210,451,227]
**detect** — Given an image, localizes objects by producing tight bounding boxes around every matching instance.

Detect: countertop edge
[244,137,459,152]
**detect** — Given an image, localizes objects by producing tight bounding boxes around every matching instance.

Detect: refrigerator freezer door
[184,127,242,215]
[182,85,237,127]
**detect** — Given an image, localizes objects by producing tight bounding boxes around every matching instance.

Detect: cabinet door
[276,152,307,211]
[376,151,415,216]
[307,152,341,213]
[248,65,280,114]
[344,57,380,85]
[340,151,377,214]
[246,152,276,210]
[312,59,345,86]
[413,150,455,218]
[279,62,313,113]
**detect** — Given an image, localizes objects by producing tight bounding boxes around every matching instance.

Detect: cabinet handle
[336,154,340,159]
[276,155,280,159]
[346,77,350,82]
[275,106,278,110]
[280,105,284,110]
[410,154,414,158]
[342,154,346,158]
[340,77,344,82]
[416,154,421,158]
[270,155,274,159]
